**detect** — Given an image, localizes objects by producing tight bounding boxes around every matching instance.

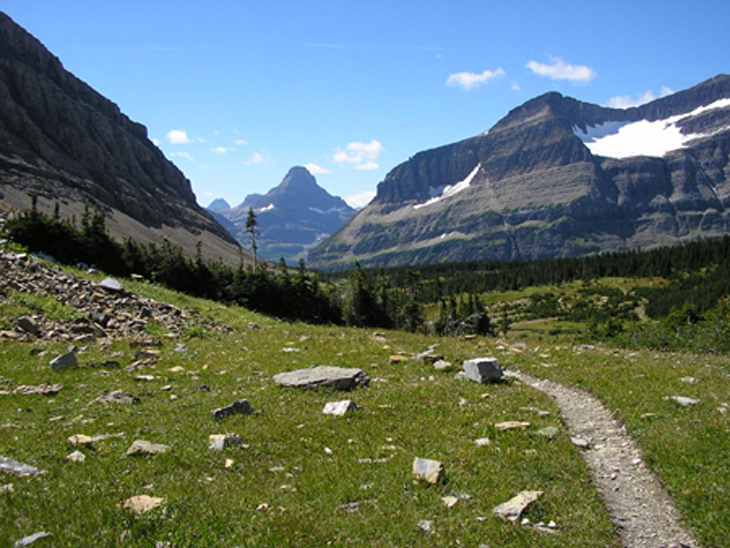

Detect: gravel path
[507,370,698,548]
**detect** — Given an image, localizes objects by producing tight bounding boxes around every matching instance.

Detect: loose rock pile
[0,252,227,343]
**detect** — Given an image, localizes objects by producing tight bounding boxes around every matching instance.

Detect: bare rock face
[0,12,247,265]
[310,75,730,269]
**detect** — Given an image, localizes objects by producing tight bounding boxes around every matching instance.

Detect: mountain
[309,75,730,270]
[209,166,356,264]
[207,198,231,212]
[0,12,248,266]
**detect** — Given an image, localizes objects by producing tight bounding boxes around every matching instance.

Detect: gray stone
[16,316,40,337]
[208,434,245,451]
[98,277,124,293]
[670,396,699,407]
[49,352,78,373]
[462,358,503,384]
[0,456,44,476]
[272,366,370,390]
[66,450,86,463]
[95,390,140,405]
[13,532,52,547]
[211,399,255,420]
[494,490,544,522]
[126,440,171,456]
[433,359,453,370]
[571,437,590,449]
[412,457,445,484]
[323,400,360,416]
[536,426,560,438]
[680,377,699,384]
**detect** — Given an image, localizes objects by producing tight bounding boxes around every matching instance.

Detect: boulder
[462,357,503,383]
[412,457,445,484]
[49,352,78,373]
[323,400,360,416]
[211,399,255,420]
[272,366,370,390]
[494,490,544,522]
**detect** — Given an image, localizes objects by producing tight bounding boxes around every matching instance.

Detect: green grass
[1,287,618,547]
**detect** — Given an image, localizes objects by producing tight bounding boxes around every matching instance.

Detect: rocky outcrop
[310,75,730,270]
[211,166,355,263]
[0,12,247,265]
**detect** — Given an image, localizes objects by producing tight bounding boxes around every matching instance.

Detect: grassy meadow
[1,273,729,546]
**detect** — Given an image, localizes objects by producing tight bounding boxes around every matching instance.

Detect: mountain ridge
[310,74,730,270]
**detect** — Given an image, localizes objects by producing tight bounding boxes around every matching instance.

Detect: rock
[462,357,503,383]
[16,316,40,337]
[272,366,370,390]
[322,400,360,416]
[571,437,590,449]
[95,390,140,404]
[493,490,544,522]
[474,438,491,447]
[669,396,699,407]
[417,520,434,533]
[98,278,124,293]
[123,495,164,514]
[66,450,86,463]
[126,440,171,456]
[68,434,93,447]
[389,355,409,365]
[211,399,256,420]
[0,456,44,476]
[495,421,531,431]
[13,532,52,546]
[680,377,699,384]
[49,352,78,373]
[442,495,459,508]
[433,359,453,370]
[208,434,245,451]
[536,426,560,438]
[421,354,444,365]
[412,457,445,484]
[13,384,63,396]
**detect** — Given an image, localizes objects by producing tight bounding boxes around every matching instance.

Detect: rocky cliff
[0,12,247,265]
[309,75,730,269]
[210,166,355,263]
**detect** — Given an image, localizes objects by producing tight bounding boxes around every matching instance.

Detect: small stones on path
[211,399,255,420]
[412,457,445,484]
[123,495,164,514]
[49,352,78,373]
[323,400,359,416]
[462,357,503,384]
[493,490,543,522]
[272,366,370,390]
[571,437,590,449]
[126,440,171,456]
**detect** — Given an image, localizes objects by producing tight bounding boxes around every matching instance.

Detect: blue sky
[3,1,729,209]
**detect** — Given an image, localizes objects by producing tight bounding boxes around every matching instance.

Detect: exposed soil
[507,370,698,548]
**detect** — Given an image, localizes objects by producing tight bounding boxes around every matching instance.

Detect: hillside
[0,12,248,266]
[310,75,730,270]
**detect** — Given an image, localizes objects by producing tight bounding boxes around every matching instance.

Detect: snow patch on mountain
[575,97,730,159]
[414,163,481,210]
[256,203,275,213]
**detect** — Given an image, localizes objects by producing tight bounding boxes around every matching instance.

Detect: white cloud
[333,140,385,170]
[511,82,521,92]
[304,163,332,175]
[526,55,596,84]
[166,130,193,144]
[244,152,265,166]
[211,146,232,154]
[170,151,193,161]
[355,161,380,171]
[234,139,248,146]
[606,86,674,109]
[446,68,505,91]
[345,190,376,209]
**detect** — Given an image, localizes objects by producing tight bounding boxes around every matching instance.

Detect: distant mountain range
[208,166,356,264]
[309,74,730,270]
[0,12,248,266]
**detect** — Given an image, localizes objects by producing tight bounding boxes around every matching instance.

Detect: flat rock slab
[495,421,531,431]
[49,352,78,373]
[0,456,44,476]
[273,366,370,390]
[126,440,171,456]
[494,490,543,522]
[123,495,164,514]
[463,357,503,383]
[99,277,124,292]
[11,384,63,396]
[211,399,255,420]
[413,457,445,484]
[323,400,360,416]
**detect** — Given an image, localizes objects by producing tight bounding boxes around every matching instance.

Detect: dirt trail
[507,370,697,548]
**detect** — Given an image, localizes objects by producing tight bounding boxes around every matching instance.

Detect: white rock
[322,400,360,416]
